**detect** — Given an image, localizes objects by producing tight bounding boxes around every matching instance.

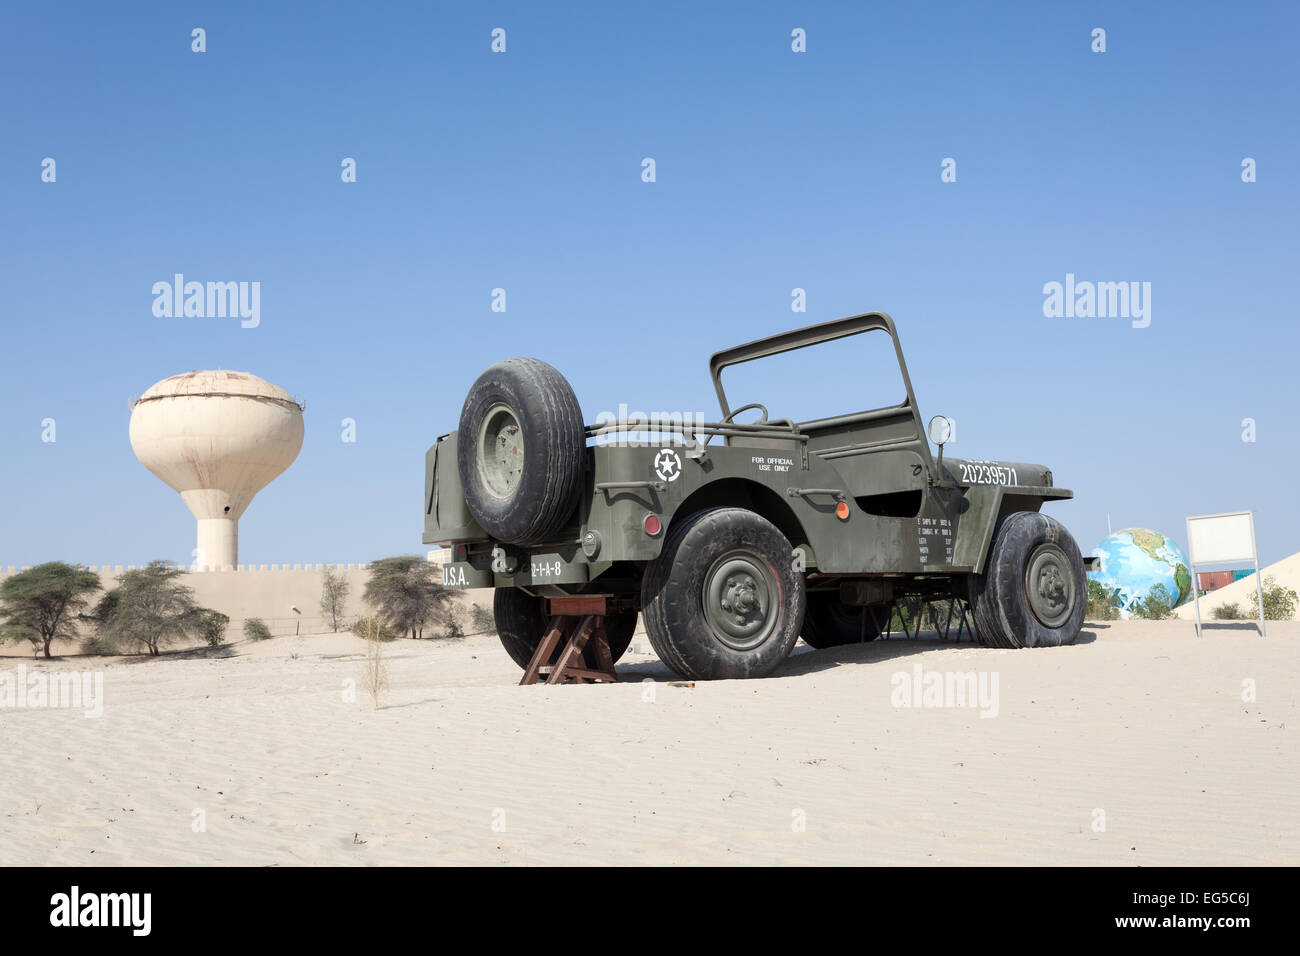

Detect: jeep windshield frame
[709,311,932,453]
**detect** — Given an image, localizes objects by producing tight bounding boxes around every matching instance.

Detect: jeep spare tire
[458,358,585,545]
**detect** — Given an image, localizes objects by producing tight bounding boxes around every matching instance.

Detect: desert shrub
[197,610,230,646]
[469,604,494,634]
[1130,584,1174,620]
[1261,576,1298,621]
[361,624,388,708]
[243,617,273,641]
[351,615,397,642]
[442,607,465,639]
[925,599,959,631]
[1086,579,1121,621]
[1212,578,1299,621]
[1212,602,1245,620]
[80,635,116,655]
[886,597,922,633]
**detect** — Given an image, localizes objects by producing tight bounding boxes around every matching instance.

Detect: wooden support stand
[519,614,619,686]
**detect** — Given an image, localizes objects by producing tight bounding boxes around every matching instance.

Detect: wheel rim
[477,404,524,498]
[702,550,779,651]
[1025,543,1074,628]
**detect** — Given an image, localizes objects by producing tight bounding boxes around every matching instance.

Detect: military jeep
[423,311,1089,681]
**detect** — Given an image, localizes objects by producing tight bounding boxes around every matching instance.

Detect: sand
[1,619,1295,866]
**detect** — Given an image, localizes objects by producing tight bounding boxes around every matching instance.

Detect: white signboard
[1186,512,1256,565]
[1185,510,1265,637]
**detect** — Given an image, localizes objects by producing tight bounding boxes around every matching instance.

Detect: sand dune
[2,621,1295,865]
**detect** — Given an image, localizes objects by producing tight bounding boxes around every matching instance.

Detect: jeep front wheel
[970,511,1086,648]
[642,507,805,680]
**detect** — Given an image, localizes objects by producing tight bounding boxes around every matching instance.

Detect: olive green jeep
[424,311,1091,681]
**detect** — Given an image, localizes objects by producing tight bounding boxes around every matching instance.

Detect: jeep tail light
[835,501,850,520]
[644,514,662,536]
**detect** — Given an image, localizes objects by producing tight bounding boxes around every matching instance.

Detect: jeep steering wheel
[703,403,770,447]
[722,402,769,425]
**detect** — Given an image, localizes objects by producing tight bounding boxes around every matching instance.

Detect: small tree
[243,618,272,640]
[0,562,102,658]
[1130,583,1174,620]
[363,556,464,639]
[319,566,351,632]
[97,561,200,656]
[197,610,230,646]
[1086,579,1121,621]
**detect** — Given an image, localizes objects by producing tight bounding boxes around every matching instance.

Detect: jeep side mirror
[928,415,953,447]
[928,415,954,481]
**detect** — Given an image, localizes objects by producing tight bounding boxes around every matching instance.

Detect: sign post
[1185,511,1265,637]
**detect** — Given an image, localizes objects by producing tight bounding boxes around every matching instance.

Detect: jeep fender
[953,483,1069,574]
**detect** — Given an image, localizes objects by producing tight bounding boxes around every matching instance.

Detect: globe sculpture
[1087,528,1191,618]
[130,370,304,570]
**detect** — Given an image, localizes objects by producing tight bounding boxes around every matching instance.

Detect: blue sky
[2,1,1297,568]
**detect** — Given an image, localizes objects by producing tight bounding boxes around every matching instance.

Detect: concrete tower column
[196,517,238,571]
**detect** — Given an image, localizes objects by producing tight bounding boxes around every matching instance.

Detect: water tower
[129,370,304,570]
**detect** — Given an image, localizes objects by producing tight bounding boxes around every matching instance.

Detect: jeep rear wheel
[801,591,882,649]
[642,508,805,680]
[493,588,636,671]
[458,358,584,546]
[971,511,1086,648]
